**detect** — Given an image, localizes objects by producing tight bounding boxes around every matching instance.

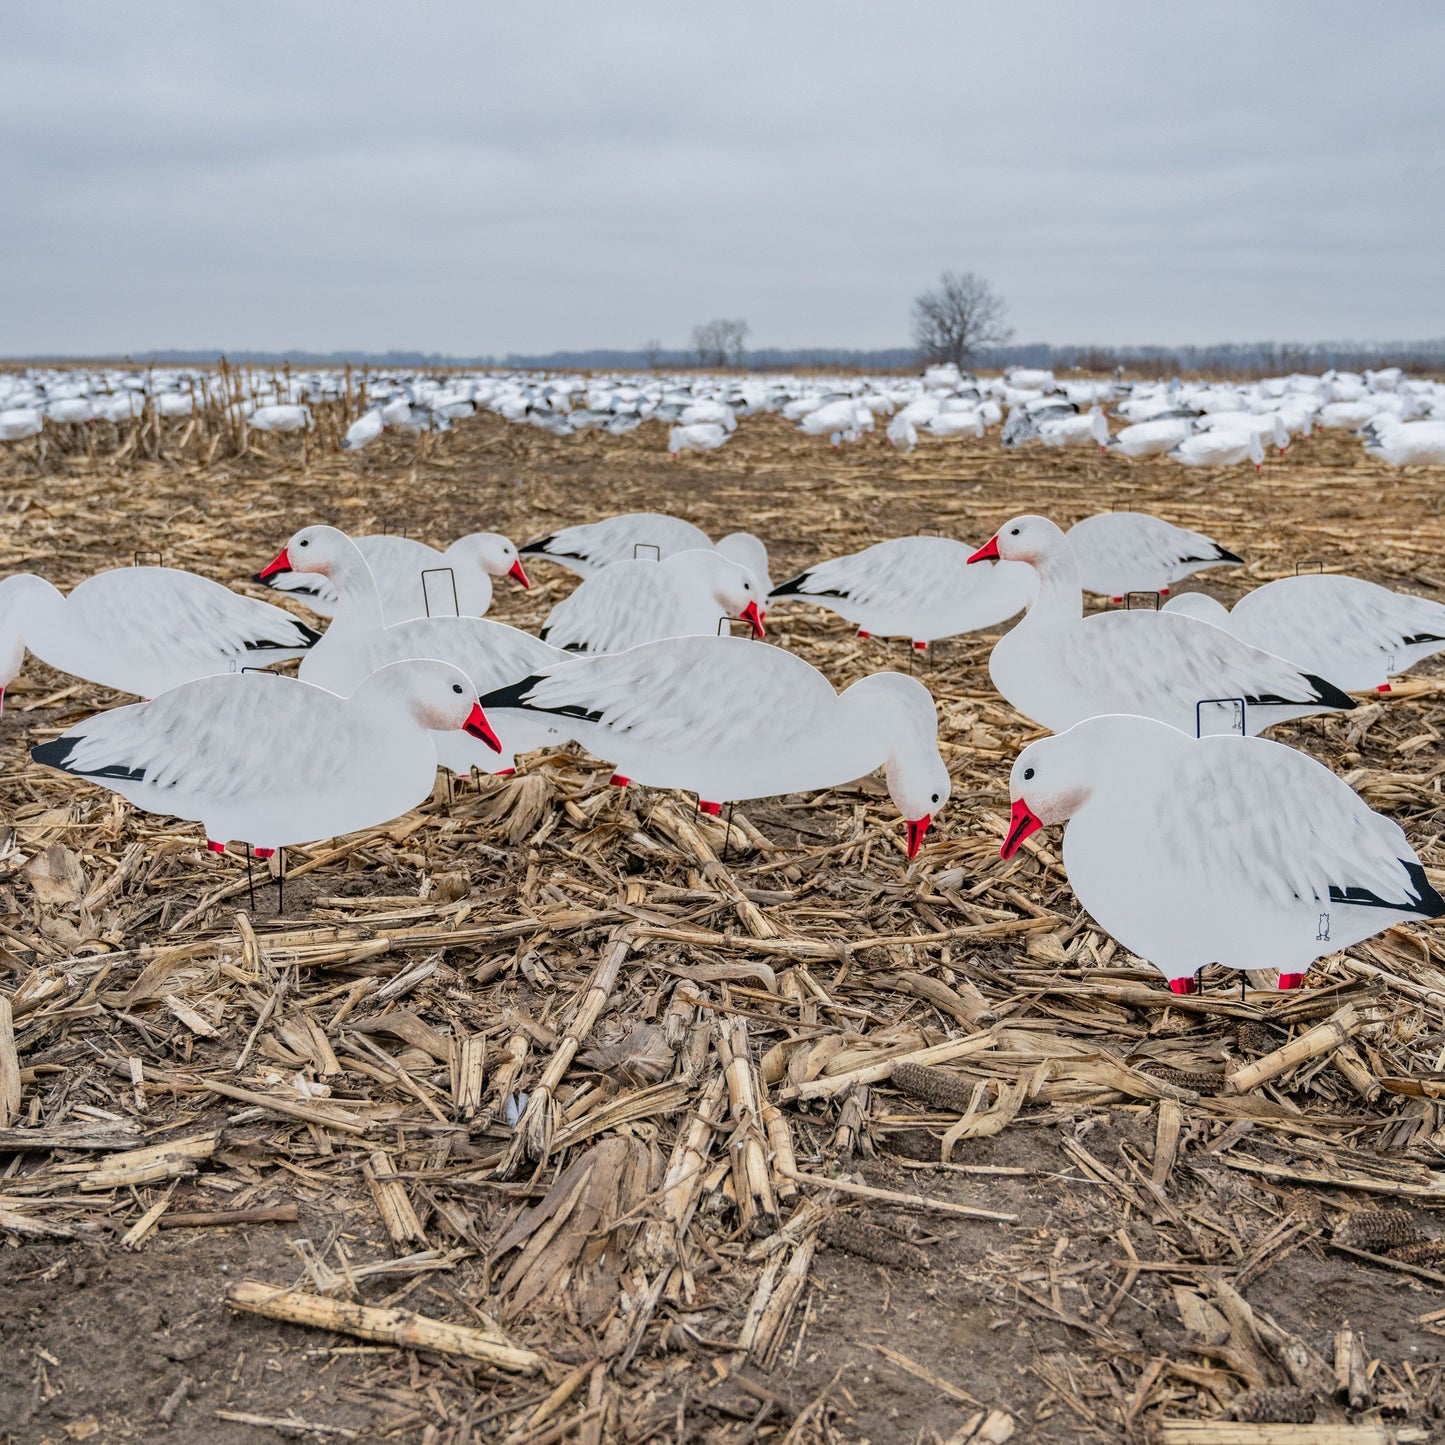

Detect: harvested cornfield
[2,405,1445,1443]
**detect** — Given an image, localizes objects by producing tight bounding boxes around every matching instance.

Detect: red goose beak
[1001,798,1042,858]
[508,558,532,589]
[905,814,931,859]
[462,703,503,753]
[255,546,292,581]
[740,600,766,639]
[967,536,1001,564]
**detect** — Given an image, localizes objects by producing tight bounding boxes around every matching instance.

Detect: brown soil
[1,405,1444,1443]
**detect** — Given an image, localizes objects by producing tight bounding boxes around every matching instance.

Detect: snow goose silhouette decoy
[768,535,1036,649]
[520,513,764,582]
[1361,418,1445,467]
[255,529,528,621]
[669,422,730,455]
[0,566,320,709]
[478,636,950,857]
[31,659,500,854]
[1170,429,1266,471]
[1065,512,1243,602]
[1004,714,1444,993]
[340,408,386,451]
[264,525,572,773]
[0,408,44,441]
[1162,574,1445,694]
[969,516,1354,735]
[1106,417,1195,459]
[715,532,774,600]
[539,549,764,654]
[521,513,772,595]
[1039,408,1110,450]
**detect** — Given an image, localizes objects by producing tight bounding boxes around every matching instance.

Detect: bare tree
[911,272,1012,370]
[641,338,662,370]
[691,318,749,368]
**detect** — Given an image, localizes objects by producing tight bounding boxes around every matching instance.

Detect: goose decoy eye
[1010,527,1020,536]
[451,683,464,694]
[298,538,309,547]
[1023,767,1034,780]
[931,793,939,804]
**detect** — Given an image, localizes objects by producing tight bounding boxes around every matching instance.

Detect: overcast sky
[4,2,1442,356]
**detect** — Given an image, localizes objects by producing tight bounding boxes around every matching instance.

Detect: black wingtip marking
[1244,674,1355,712]
[1406,859,1445,918]
[1304,672,1356,711]
[769,569,849,602]
[479,674,605,724]
[31,735,78,772]
[518,534,555,557]
[1330,860,1445,918]
[32,734,146,782]
[245,619,324,652]
[1213,547,1245,564]
[768,570,811,599]
[251,571,277,588]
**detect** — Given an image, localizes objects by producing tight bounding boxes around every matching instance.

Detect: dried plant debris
[1225,1386,1318,1423]
[1334,1208,1422,1251]
[1,404,1444,1439]
[820,1212,932,1272]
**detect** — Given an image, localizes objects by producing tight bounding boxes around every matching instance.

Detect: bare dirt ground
[2,403,1444,1444]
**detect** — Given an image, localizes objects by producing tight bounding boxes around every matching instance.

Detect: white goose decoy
[768,536,1036,649]
[248,404,312,433]
[520,513,712,578]
[1361,418,1445,467]
[1194,411,1290,454]
[479,636,950,855]
[0,408,44,441]
[264,526,572,774]
[1004,714,1444,993]
[925,410,985,440]
[255,530,528,621]
[1038,408,1110,450]
[1170,429,1266,470]
[1106,417,1195,459]
[716,532,774,599]
[1162,574,1445,694]
[540,549,764,654]
[31,661,499,853]
[1065,512,1243,601]
[0,567,321,708]
[519,513,772,588]
[341,409,385,451]
[668,422,730,455]
[886,413,918,451]
[969,516,1354,735]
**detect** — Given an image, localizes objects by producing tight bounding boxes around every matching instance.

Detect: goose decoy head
[458,533,531,588]
[394,662,504,754]
[258,524,356,584]
[968,515,1057,568]
[695,553,766,638]
[1004,732,1095,858]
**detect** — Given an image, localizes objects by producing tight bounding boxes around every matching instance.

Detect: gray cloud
[4,1,1442,354]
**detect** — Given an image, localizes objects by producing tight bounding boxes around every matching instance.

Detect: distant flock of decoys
[7,494,1445,999]
[3,361,1444,467]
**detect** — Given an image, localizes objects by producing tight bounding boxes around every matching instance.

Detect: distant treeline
[11,339,1445,376]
